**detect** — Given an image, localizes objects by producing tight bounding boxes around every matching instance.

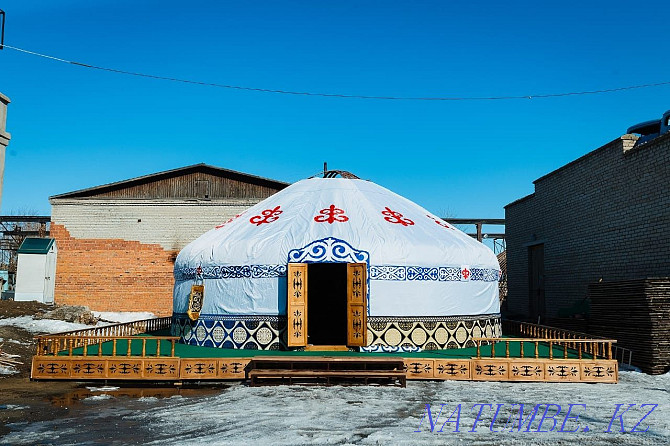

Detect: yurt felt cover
[174,178,500,317]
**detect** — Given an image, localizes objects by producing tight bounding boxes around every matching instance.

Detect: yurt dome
[173,175,501,352]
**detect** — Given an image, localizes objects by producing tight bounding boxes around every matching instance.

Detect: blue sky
[0,0,668,226]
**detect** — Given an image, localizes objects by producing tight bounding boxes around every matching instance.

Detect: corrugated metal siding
[90,172,283,199]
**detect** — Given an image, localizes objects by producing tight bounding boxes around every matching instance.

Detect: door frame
[287,262,367,348]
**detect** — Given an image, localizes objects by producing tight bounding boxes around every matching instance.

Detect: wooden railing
[37,336,179,358]
[473,337,617,361]
[503,319,632,365]
[49,316,172,337]
[34,316,173,357]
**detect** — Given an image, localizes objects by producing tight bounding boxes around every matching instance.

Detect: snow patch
[0,316,96,334]
[86,386,121,392]
[0,311,156,335]
[0,364,18,375]
[0,404,28,410]
[93,311,156,323]
[2,338,32,345]
[85,394,113,401]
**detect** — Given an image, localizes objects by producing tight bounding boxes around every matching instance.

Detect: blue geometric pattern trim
[175,264,499,282]
[172,313,501,351]
[360,345,422,353]
[370,266,500,282]
[174,264,287,281]
[287,237,370,264]
[470,268,500,282]
[172,314,286,350]
[289,237,372,315]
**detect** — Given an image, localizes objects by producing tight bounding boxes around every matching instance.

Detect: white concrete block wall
[50,199,260,251]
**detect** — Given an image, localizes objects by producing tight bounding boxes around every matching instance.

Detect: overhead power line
[4,44,670,101]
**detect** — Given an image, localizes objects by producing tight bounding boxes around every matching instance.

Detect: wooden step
[248,369,406,387]
[246,356,407,386]
[249,357,404,372]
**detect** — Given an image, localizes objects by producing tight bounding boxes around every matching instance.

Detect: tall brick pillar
[0,92,11,212]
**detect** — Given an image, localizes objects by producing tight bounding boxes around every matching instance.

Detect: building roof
[18,238,55,254]
[50,163,290,200]
[504,193,535,209]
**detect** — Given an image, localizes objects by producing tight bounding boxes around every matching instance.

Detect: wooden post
[476,340,481,358]
[578,343,582,360]
[112,339,117,357]
[549,341,553,360]
[142,339,147,357]
[127,339,132,357]
[156,339,161,357]
[171,340,176,357]
[607,342,612,360]
[491,341,496,358]
[68,338,73,356]
[563,343,568,359]
[520,341,524,358]
[534,341,539,359]
[505,341,510,358]
[82,339,87,357]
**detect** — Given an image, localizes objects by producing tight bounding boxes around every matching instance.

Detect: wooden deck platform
[29,317,620,384]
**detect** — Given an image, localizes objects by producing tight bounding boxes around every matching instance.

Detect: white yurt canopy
[173,177,500,317]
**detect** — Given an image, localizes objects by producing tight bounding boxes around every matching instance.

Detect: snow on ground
[92,311,156,323]
[0,364,18,375]
[85,386,120,392]
[2,370,669,445]
[0,316,95,334]
[0,405,28,411]
[0,311,157,335]
[0,338,30,345]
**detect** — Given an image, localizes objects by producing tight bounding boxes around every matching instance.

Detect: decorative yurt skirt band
[171,313,501,352]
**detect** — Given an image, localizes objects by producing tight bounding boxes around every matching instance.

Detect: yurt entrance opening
[287,262,368,348]
[306,263,347,346]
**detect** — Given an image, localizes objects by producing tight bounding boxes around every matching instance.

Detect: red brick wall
[51,224,177,316]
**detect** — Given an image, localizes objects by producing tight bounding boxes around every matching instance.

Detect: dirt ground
[0,301,82,437]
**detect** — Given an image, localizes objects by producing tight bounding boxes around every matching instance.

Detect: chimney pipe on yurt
[172,173,501,353]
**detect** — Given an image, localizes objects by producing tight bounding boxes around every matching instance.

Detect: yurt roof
[176,176,497,270]
[174,175,500,317]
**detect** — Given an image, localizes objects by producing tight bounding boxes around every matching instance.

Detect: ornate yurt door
[287,262,367,348]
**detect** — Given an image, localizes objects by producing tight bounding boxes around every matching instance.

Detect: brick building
[505,127,669,373]
[50,164,288,316]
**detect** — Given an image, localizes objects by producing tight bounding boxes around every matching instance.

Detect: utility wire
[4,44,670,101]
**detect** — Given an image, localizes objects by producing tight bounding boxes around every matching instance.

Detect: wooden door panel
[347,263,367,347]
[287,263,308,347]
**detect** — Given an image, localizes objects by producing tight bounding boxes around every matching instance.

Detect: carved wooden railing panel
[34,317,172,357]
[36,336,179,358]
[502,319,632,365]
[473,337,616,360]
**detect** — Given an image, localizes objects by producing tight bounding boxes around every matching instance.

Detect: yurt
[172,172,501,352]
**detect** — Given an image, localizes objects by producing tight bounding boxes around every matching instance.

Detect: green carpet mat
[60,333,595,360]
